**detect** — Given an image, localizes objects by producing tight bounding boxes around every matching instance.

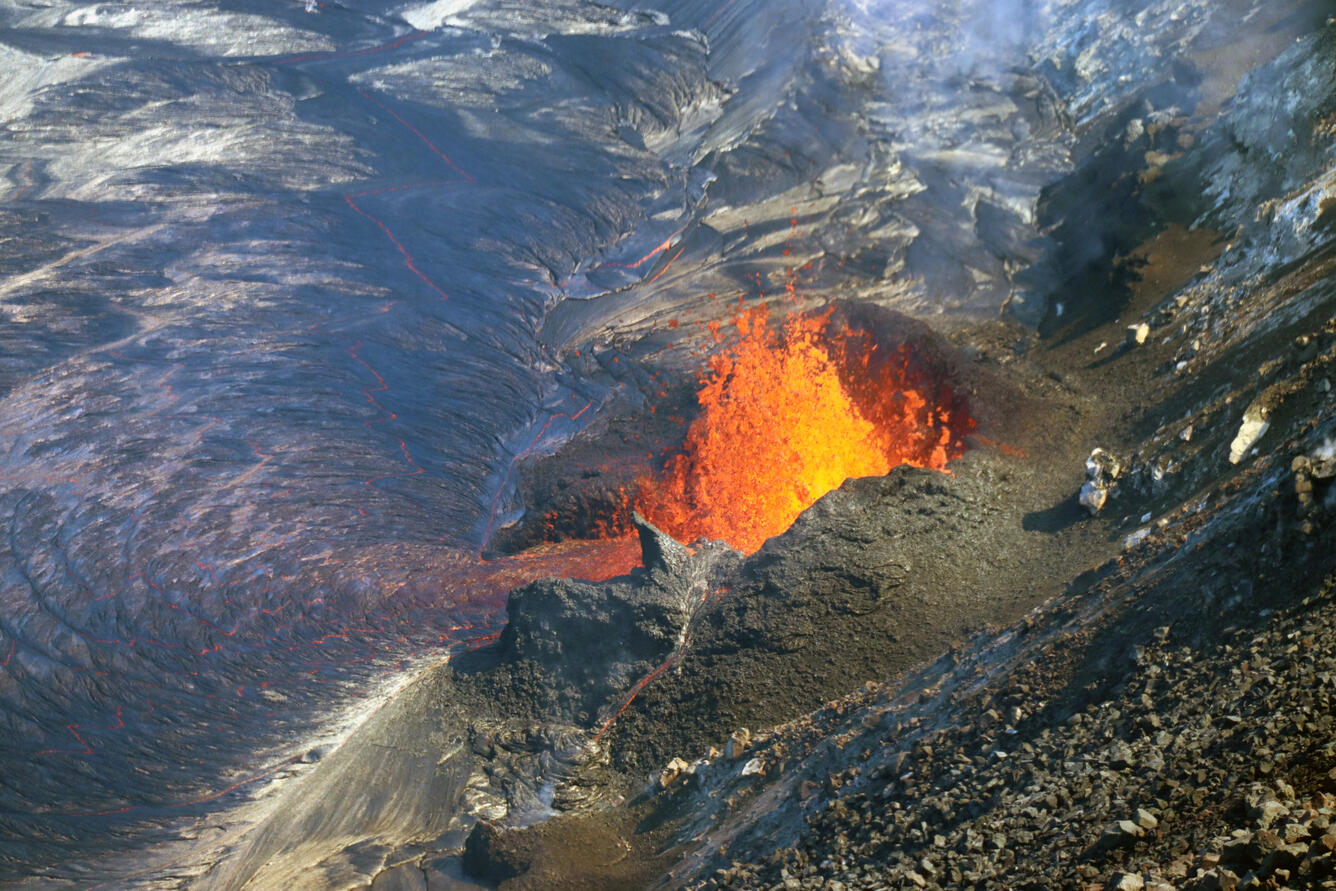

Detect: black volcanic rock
[544,455,1074,777]
[463,428,1096,784]
[497,573,682,723]
[633,509,693,584]
[457,454,1057,773]
[457,513,740,726]
[462,820,531,884]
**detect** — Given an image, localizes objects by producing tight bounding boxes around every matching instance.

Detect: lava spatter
[639,306,972,553]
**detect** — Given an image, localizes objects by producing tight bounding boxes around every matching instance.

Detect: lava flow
[639,306,973,553]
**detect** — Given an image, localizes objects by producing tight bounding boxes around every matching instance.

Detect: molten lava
[639,306,971,553]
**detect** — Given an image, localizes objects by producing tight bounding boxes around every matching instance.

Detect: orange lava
[481,535,642,587]
[638,306,971,553]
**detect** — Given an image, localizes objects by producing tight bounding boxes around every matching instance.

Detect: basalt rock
[596,458,1056,775]
[461,448,1056,784]
[462,820,532,884]
[454,513,739,727]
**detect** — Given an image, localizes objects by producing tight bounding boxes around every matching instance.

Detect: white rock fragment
[1113,873,1145,891]
[1080,448,1125,515]
[1087,448,1124,480]
[1126,322,1150,346]
[1123,527,1151,550]
[1255,798,1289,829]
[1228,405,1271,464]
[1315,437,1336,468]
[659,757,690,789]
[740,757,765,777]
[1079,480,1108,514]
[1074,480,1106,515]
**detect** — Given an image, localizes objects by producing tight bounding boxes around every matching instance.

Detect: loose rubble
[661,545,1336,891]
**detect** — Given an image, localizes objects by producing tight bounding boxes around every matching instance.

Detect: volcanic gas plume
[639,307,974,553]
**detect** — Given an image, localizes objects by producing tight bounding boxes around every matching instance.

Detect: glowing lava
[639,306,971,553]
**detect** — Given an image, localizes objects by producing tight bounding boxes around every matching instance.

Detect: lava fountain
[638,305,974,553]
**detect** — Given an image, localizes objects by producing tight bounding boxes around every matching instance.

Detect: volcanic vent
[494,302,976,557]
